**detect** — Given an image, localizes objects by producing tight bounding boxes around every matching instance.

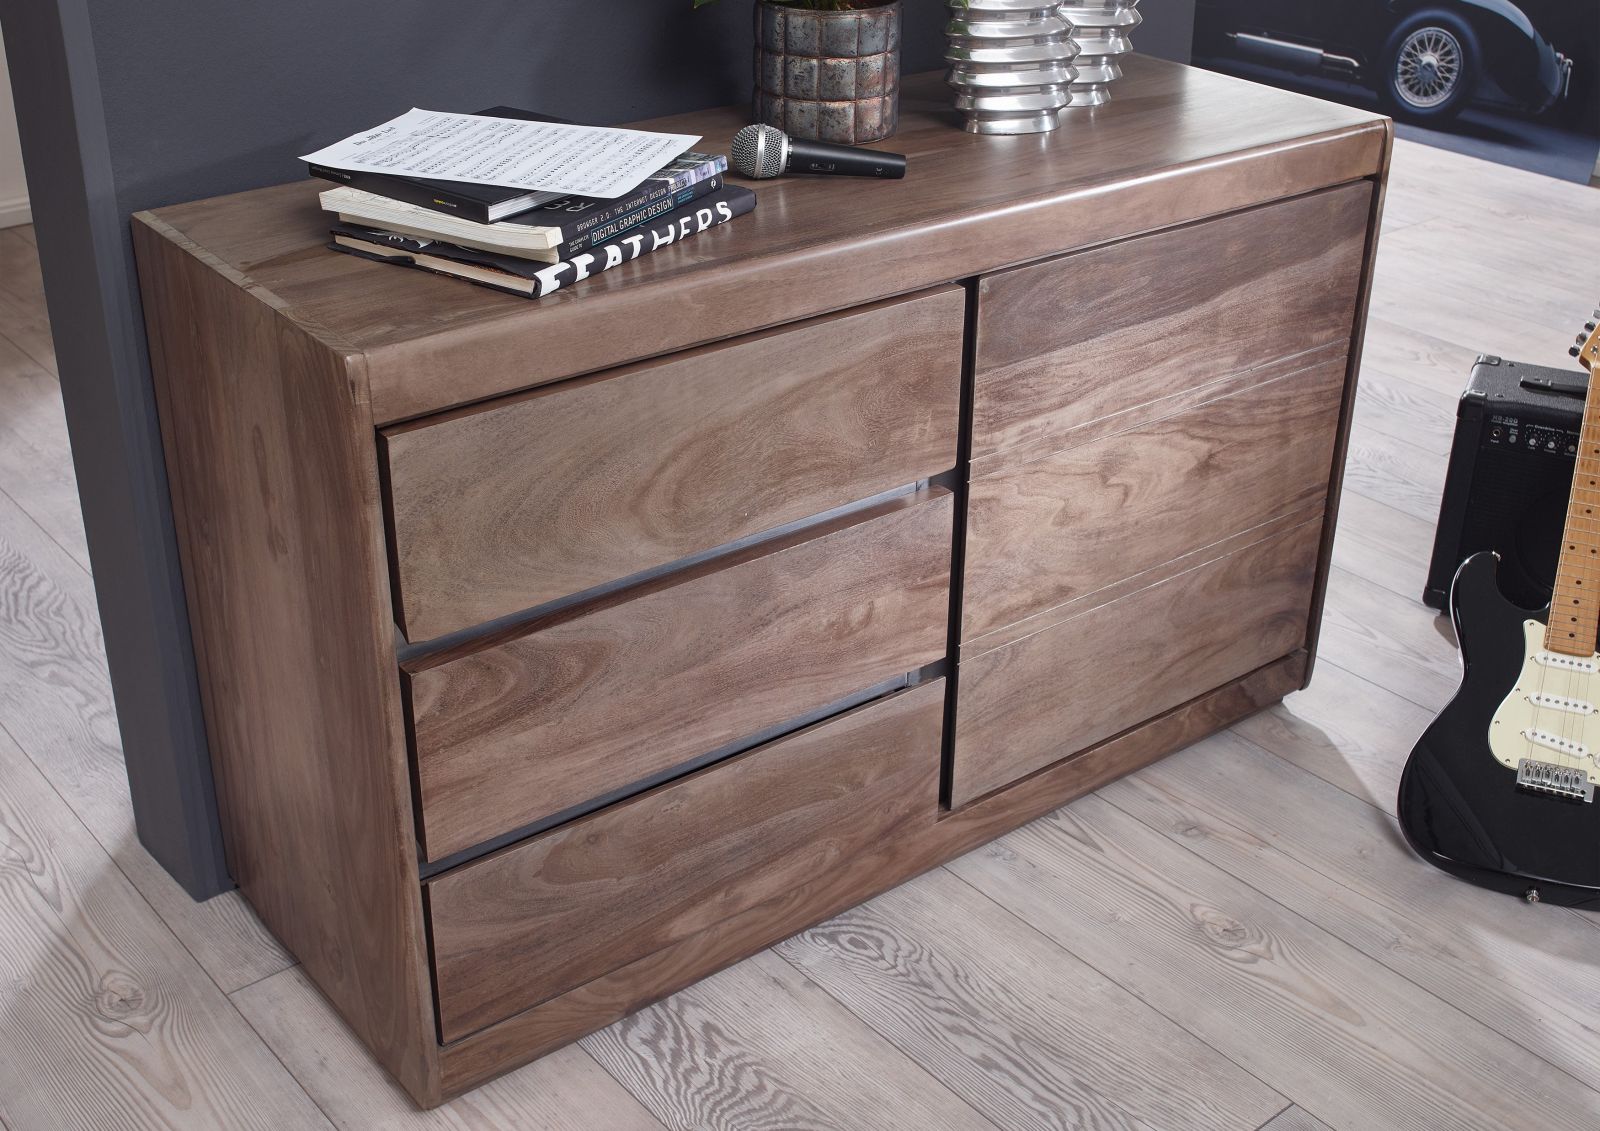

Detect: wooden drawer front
[407,488,953,860]
[381,287,964,642]
[951,520,1321,808]
[962,350,1346,644]
[427,679,944,1042]
[971,182,1370,466]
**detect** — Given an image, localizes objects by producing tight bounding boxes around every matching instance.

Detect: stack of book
[311,108,756,299]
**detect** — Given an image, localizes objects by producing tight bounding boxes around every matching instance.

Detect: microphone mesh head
[731,124,786,179]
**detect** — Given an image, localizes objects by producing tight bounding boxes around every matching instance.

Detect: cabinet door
[970,181,1370,470]
[952,521,1322,808]
[963,349,1346,646]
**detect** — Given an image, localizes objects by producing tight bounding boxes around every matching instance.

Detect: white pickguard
[1489,620,1600,791]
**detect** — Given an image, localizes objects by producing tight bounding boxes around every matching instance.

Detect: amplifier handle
[1520,373,1590,398]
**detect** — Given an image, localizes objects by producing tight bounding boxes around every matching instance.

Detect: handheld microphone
[731,124,907,180]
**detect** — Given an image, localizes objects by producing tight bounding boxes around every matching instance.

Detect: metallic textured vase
[946,1,1079,135]
[754,0,901,144]
[1056,0,1141,107]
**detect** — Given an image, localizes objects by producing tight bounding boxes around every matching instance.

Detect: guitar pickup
[1516,758,1595,803]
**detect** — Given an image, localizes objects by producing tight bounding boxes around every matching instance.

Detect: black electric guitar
[1399,315,1600,907]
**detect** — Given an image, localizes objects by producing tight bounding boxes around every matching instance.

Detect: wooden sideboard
[131,60,1390,1108]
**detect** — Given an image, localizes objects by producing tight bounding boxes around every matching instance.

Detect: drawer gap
[940,280,981,812]
[397,478,932,666]
[418,669,936,880]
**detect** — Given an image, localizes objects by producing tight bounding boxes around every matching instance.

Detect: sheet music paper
[301,109,701,200]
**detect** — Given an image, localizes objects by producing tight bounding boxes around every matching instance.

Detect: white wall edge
[0,196,31,230]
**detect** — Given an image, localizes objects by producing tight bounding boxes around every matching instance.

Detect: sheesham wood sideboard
[131,60,1390,1107]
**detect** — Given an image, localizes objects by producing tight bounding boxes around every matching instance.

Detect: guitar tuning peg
[1575,346,1584,357]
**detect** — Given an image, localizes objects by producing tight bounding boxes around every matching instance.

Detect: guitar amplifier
[1423,357,1588,611]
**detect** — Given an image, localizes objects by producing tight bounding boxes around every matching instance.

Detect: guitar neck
[1547,318,1600,655]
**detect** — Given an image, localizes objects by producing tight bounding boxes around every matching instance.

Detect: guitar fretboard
[1547,355,1600,655]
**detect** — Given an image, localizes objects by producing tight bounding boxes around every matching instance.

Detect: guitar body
[1399,551,1600,908]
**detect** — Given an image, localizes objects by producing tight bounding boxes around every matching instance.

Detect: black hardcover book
[320,169,727,263]
[510,162,727,255]
[307,108,573,224]
[328,184,757,300]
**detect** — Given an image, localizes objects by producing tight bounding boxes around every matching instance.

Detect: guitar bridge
[1516,758,1595,803]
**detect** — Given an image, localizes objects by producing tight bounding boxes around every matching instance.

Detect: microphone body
[732,124,907,180]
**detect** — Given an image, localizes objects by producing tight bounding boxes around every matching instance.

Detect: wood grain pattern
[0,722,329,1131]
[137,61,1389,426]
[1350,368,1454,455]
[382,288,963,640]
[117,59,1391,1110]
[1335,427,1448,524]
[952,520,1322,807]
[963,351,1346,643]
[429,679,943,1042]
[776,867,1286,1131]
[408,488,953,859]
[0,332,86,571]
[965,341,1349,484]
[1232,658,1434,813]
[0,484,291,994]
[232,965,666,1131]
[134,220,440,1103]
[17,138,1596,1120]
[1295,120,1390,692]
[1109,730,1600,1100]
[954,793,1600,1131]
[1326,488,1436,603]
[1313,566,1460,712]
[961,505,1326,661]
[437,654,1306,1099]
[581,950,997,1131]
[970,182,1371,466]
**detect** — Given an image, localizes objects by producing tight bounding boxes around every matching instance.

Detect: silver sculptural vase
[945,1,1079,135]
[1056,0,1141,107]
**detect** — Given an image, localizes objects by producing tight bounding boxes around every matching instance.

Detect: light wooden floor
[1,140,1598,1130]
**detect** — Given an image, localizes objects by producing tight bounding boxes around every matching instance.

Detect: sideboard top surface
[135,59,1389,424]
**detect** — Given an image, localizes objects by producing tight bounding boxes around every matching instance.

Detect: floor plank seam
[1237,656,1423,809]
[1095,769,1600,1109]
[1318,567,1459,713]
[0,477,93,583]
[1230,711,1600,944]
[936,862,1293,1117]
[762,921,1118,1129]
[1329,641,1454,699]
[0,712,248,1009]
[228,960,304,999]
[225,984,341,1130]
[0,325,59,382]
[1253,1101,1296,1131]
[747,943,1007,1131]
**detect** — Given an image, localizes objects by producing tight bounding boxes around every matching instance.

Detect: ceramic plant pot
[754,0,902,143]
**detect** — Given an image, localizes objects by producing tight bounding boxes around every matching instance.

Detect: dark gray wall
[1137,0,1194,66]
[89,1,1188,214]
[1,0,1193,899]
